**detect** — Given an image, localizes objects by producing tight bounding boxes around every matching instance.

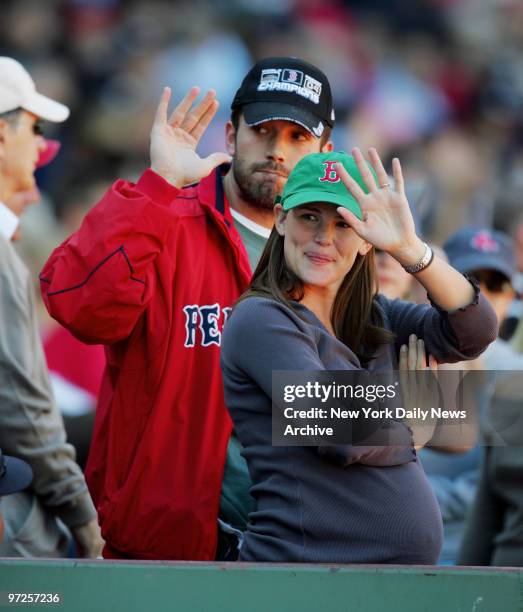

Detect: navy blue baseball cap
[0,449,33,496]
[231,57,335,138]
[444,228,516,281]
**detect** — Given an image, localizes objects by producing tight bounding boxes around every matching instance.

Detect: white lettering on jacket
[183,304,232,348]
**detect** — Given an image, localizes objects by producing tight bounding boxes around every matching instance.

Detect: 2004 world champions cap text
[231,57,334,138]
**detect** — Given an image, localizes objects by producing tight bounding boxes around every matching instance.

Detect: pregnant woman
[220,148,497,564]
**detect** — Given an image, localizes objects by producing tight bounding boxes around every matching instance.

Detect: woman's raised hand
[335,147,424,264]
[150,87,231,188]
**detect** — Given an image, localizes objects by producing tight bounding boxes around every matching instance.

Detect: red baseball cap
[37,138,61,168]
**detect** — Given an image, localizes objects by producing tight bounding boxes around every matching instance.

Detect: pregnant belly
[243,459,443,564]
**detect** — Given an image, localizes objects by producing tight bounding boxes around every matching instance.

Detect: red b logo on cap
[319,161,340,183]
[471,231,499,253]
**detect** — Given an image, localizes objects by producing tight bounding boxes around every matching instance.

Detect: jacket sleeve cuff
[135,169,181,207]
[317,420,417,467]
[428,274,481,314]
[50,491,97,528]
[428,275,498,356]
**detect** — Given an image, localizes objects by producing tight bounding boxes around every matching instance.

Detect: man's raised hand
[150,87,231,188]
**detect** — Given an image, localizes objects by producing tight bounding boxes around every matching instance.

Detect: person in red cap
[3,138,61,239]
[41,57,335,560]
[0,56,103,558]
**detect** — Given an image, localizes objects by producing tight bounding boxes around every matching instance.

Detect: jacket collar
[196,163,234,227]
[196,164,252,283]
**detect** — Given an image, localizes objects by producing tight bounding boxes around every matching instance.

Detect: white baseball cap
[0,57,69,123]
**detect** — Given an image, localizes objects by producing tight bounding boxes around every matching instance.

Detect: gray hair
[0,108,22,127]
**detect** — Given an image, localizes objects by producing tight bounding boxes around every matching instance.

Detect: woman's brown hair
[238,221,394,365]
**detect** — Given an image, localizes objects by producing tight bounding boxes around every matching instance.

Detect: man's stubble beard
[232,154,289,211]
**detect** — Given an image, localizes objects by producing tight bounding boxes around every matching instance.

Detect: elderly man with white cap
[0,57,103,558]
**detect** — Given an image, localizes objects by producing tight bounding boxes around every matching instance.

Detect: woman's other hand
[399,334,439,449]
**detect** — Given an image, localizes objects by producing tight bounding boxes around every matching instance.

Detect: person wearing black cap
[442,228,523,566]
[444,228,520,369]
[41,57,335,560]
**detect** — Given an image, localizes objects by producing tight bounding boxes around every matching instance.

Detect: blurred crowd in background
[3,0,523,450]
[2,0,523,268]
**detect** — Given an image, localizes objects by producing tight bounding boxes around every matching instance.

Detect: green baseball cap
[275,151,376,220]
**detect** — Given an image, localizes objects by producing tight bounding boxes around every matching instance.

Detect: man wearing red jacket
[40,58,334,560]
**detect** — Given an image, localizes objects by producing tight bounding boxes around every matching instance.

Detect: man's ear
[274,203,286,236]
[225,120,236,156]
[320,139,334,153]
[359,241,373,256]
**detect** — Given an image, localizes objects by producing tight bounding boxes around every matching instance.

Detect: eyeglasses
[32,120,44,136]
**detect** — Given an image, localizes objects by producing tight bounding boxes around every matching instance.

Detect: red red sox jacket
[40,167,252,560]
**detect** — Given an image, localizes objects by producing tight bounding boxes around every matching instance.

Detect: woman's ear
[225,121,236,156]
[358,240,373,256]
[274,203,286,236]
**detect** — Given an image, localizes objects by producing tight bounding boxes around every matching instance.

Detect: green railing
[0,560,521,612]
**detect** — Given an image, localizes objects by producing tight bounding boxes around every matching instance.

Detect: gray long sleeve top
[0,234,96,528]
[220,286,497,564]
